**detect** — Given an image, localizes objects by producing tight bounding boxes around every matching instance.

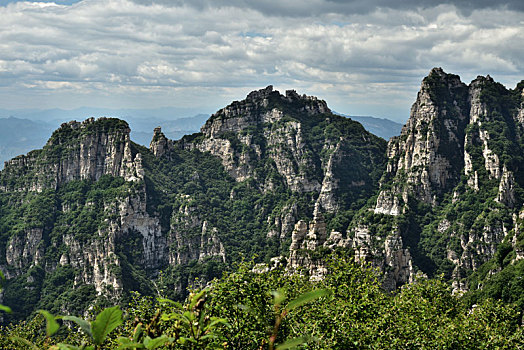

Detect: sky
[0,1,523,122]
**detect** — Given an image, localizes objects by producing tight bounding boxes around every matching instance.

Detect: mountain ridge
[1,69,524,322]
[0,85,388,322]
[0,111,402,168]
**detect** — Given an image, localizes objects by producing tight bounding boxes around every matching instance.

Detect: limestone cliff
[358,68,524,291]
[375,68,469,213]
[1,118,143,192]
[0,119,159,303]
[0,118,226,321]
[286,204,414,289]
[183,86,386,217]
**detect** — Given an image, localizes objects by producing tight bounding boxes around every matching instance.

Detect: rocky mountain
[351,68,524,294]
[0,87,386,322]
[2,69,524,323]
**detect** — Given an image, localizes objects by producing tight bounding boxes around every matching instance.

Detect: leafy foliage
[1,254,523,349]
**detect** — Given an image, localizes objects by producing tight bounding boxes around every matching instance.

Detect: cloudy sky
[0,0,523,122]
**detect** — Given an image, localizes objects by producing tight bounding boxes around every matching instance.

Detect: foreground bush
[1,254,523,349]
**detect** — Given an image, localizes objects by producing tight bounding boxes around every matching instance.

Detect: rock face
[168,201,226,266]
[360,68,524,291]
[6,228,45,271]
[1,119,156,298]
[375,68,469,213]
[195,86,325,189]
[187,86,385,212]
[287,204,329,279]
[0,118,229,320]
[286,204,414,289]
[1,118,144,192]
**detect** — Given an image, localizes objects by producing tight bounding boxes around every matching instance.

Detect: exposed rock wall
[1,119,155,301]
[287,204,414,289]
[375,68,469,214]
[168,200,226,266]
[365,68,524,291]
[194,86,330,192]
[1,118,144,193]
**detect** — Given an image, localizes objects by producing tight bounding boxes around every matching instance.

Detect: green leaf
[208,317,229,328]
[189,289,207,309]
[117,337,132,344]
[144,335,174,349]
[132,323,143,343]
[271,289,287,306]
[0,268,5,292]
[161,312,184,322]
[91,306,123,345]
[178,337,197,344]
[286,289,330,311]
[54,344,82,350]
[10,336,40,350]
[157,298,181,308]
[60,315,92,338]
[39,310,60,337]
[115,337,145,350]
[0,304,12,313]
[116,344,145,350]
[182,310,194,322]
[276,337,310,350]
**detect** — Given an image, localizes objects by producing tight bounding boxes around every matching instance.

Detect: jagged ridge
[0,88,387,322]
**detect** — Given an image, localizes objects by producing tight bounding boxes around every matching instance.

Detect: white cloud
[0,0,523,121]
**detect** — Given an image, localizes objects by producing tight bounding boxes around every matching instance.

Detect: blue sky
[0,0,523,122]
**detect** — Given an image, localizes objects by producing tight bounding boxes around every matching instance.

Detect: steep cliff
[353,68,524,292]
[177,86,386,215]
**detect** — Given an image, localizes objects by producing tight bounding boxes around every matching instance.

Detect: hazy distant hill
[0,117,54,168]
[339,115,403,140]
[129,114,209,145]
[0,112,210,167]
[0,106,206,122]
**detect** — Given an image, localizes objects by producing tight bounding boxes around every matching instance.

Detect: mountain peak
[246,85,274,101]
[422,67,465,89]
[47,117,130,147]
[201,86,330,138]
[429,66,446,76]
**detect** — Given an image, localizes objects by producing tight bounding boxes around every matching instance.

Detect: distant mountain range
[0,108,402,167]
[345,115,403,140]
[331,111,403,140]
[0,117,54,170]
[0,111,210,167]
